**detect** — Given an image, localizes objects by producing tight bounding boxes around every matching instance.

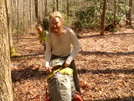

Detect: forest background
[8,0,133,38]
[1,0,134,101]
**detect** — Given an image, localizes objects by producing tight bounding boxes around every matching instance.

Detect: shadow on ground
[79,51,134,56]
[12,67,47,82]
[92,96,134,101]
[78,68,134,74]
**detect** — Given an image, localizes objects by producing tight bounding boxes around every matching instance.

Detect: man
[45,11,81,99]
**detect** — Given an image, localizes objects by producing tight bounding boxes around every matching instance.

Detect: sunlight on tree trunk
[0,0,13,100]
[6,0,16,57]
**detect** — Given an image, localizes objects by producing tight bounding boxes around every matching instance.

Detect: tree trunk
[0,0,13,100]
[30,0,32,25]
[100,0,107,35]
[16,0,19,42]
[126,0,132,26]
[35,0,39,24]
[67,0,69,19]
[113,0,117,26]
[56,0,59,11]
[45,0,48,15]
[5,0,16,57]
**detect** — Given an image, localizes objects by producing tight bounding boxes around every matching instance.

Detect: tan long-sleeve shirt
[45,26,80,67]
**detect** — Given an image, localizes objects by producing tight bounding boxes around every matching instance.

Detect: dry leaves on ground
[11,27,134,101]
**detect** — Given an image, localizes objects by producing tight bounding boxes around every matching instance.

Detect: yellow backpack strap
[59,67,73,75]
[47,67,73,79]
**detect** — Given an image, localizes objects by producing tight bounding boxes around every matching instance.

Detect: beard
[50,27,62,35]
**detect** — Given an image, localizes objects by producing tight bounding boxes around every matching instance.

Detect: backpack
[45,58,84,101]
[47,68,75,101]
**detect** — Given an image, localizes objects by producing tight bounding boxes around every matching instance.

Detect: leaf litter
[11,27,134,101]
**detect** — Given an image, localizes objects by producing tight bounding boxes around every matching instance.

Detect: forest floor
[11,26,134,101]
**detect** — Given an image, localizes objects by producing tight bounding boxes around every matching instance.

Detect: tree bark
[126,0,132,26]
[67,0,69,19]
[5,0,16,57]
[35,0,39,23]
[113,0,117,26]
[0,0,13,100]
[45,0,48,15]
[100,0,107,35]
[56,0,59,11]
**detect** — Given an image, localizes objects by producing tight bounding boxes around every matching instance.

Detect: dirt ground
[11,27,134,101]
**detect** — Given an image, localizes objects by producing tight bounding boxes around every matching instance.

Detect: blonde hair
[49,11,64,23]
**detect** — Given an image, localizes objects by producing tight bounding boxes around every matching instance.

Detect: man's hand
[45,66,52,73]
[64,60,70,67]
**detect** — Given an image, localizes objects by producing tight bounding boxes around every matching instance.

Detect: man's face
[50,17,62,35]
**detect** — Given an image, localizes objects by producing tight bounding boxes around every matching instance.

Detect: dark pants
[51,54,81,93]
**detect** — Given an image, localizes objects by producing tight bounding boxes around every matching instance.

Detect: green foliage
[106,1,129,25]
[72,5,101,28]
[71,0,129,29]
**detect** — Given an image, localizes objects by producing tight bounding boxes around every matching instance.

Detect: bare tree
[56,0,59,11]
[113,0,117,26]
[0,0,13,100]
[100,0,107,35]
[16,0,19,42]
[5,0,16,57]
[126,0,133,26]
[45,0,48,15]
[35,0,41,24]
[67,0,69,19]
[30,0,32,25]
